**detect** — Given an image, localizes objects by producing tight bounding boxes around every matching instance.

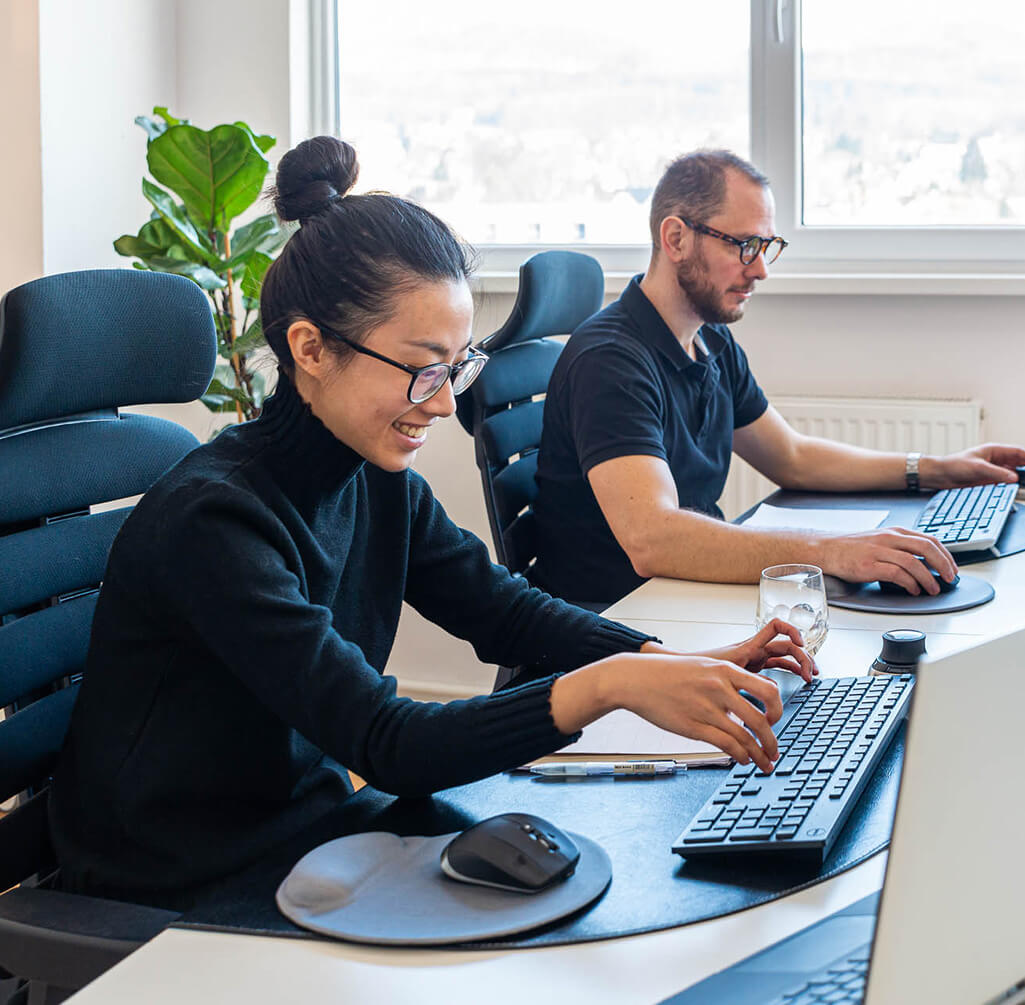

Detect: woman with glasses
[50,137,813,910]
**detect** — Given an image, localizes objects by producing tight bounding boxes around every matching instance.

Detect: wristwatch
[905,451,922,493]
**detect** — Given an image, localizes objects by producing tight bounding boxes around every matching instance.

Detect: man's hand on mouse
[813,527,958,595]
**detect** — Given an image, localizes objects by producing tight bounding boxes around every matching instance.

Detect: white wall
[8,1,1024,699]
[175,0,295,157]
[0,1,43,294]
[37,0,177,276]
[740,293,1024,443]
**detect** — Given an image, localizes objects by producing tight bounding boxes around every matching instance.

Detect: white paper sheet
[556,709,731,764]
[745,503,888,534]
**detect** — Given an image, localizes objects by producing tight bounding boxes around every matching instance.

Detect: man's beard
[675,252,748,325]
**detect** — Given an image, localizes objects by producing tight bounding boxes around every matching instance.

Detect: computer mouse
[878,561,959,596]
[440,812,580,893]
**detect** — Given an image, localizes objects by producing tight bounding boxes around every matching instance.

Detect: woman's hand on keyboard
[551,651,786,773]
[689,619,817,683]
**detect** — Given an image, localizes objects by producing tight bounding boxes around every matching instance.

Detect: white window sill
[472,270,1025,298]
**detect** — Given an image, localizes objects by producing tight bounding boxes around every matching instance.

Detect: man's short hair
[649,150,770,249]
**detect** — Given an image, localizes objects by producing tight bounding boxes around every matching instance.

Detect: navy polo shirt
[533,276,768,605]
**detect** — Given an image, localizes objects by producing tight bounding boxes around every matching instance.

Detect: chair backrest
[456,251,604,575]
[0,268,216,891]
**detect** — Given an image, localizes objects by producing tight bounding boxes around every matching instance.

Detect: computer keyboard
[673,674,914,865]
[767,952,870,1004]
[913,482,1016,551]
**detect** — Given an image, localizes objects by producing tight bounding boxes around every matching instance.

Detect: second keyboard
[913,482,1016,551]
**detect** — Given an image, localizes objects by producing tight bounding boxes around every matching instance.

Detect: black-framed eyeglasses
[679,217,788,265]
[318,325,489,404]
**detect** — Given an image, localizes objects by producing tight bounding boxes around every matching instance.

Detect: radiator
[719,396,983,521]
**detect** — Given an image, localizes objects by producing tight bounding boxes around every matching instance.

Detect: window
[337,0,748,256]
[801,0,1025,228]
[330,0,1025,279]
[754,0,1024,274]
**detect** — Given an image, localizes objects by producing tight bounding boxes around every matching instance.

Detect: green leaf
[153,106,189,128]
[141,178,221,266]
[114,234,154,259]
[200,377,243,412]
[113,217,181,260]
[239,251,273,303]
[226,216,279,269]
[201,367,251,410]
[147,123,270,233]
[201,364,261,419]
[216,319,265,362]
[144,256,227,291]
[233,121,276,153]
[231,318,266,357]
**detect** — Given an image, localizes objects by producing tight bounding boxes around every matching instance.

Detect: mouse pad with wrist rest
[176,725,904,948]
[275,829,611,945]
[822,572,994,613]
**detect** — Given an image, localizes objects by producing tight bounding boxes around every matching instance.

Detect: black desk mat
[744,489,1025,563]
[176,726,904,949]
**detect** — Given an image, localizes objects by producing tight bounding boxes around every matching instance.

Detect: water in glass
[756,564,829,657]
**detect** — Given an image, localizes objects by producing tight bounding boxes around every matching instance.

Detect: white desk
[611,550,1025,642]
[67,552,1024,1004]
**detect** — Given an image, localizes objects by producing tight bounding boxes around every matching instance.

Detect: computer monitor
[866,624,1025,1004]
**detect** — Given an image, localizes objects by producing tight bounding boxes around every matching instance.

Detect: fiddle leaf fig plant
[114,107,286,422]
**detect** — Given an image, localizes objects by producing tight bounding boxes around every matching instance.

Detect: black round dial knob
[878,629,927,668]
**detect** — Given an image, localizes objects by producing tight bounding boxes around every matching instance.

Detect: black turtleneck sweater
[49,375,653,906]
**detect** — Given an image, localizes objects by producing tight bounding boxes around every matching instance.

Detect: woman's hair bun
[272,136,360,222]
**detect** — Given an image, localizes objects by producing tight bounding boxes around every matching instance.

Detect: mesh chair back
[0,269,215,889]
[457,251,604,574]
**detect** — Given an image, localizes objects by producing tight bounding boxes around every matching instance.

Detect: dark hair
[648,150,770,250]
[260,136,475,373]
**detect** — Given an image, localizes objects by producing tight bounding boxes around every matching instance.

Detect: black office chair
[0,269,216,1004]
[457,250,604,577]
[456,251,604,690]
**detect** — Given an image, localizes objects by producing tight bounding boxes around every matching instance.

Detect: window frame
[324,0,1025,289]
[753,0,1025,280]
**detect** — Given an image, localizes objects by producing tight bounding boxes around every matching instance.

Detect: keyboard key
[682,830,731,844]
[729,827,776,841]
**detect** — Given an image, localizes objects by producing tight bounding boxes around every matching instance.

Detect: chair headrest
[480,251,604,354]
[0,269,217,431]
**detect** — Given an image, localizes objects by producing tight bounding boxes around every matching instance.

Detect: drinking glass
[756,564,829,657]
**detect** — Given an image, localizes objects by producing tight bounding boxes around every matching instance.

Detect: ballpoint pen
[527,760,686,777]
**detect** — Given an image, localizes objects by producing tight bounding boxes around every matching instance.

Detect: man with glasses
[532,150,1024,608]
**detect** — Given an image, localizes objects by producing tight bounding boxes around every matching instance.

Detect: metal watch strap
[905,451,922,493]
